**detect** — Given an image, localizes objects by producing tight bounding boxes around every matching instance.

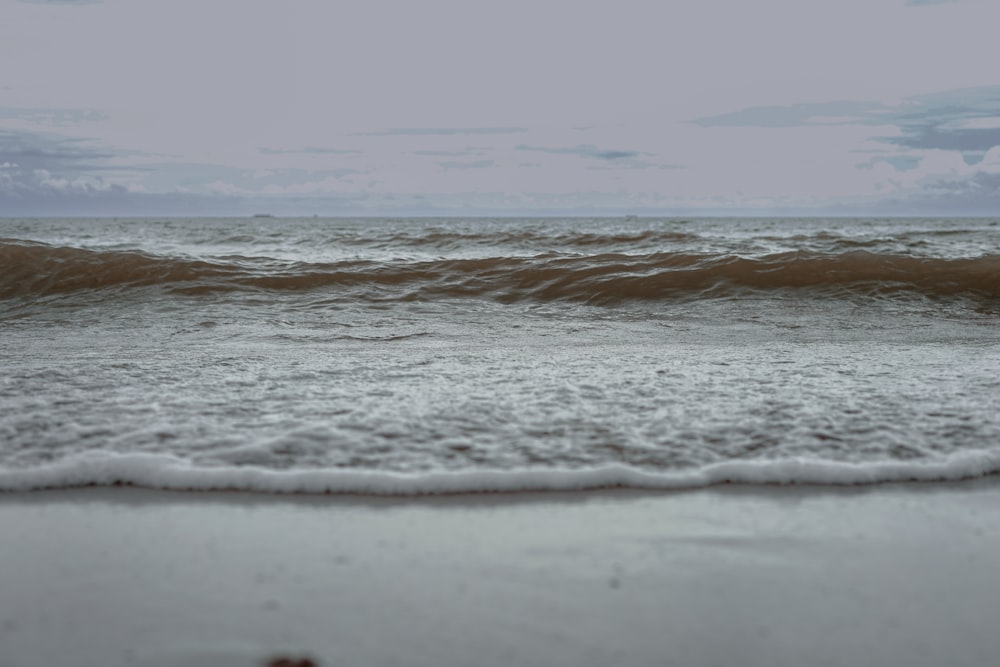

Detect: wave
[332,228,703,250]
[3,238,999,303]
[0,239,242,298]
[2,450,999,495]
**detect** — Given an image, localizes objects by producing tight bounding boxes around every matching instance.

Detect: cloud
[856,155,923,172]
[0,132,264,215]
[893,170,1000,214]
[356,127,527,137]
[0,130,169,215]
[692,86,1000,166]
[692,101,888,128]
[0,128,143,212]
[888,128,1000,165]
[516,144,642,161]
[0,107,108,126]
[879,88,1000,165]
[905,0,959,6]
[0,129,116,177]
[514,143,682,171]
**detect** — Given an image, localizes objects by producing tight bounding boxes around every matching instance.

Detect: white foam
[2,449,1000,495]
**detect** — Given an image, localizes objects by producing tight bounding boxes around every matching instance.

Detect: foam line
[2,449,1000,495]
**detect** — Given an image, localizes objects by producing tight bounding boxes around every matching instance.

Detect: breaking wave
[3,238,999,304]
[2,449,1000,495]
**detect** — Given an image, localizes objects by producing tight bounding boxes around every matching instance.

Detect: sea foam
[2,449,999,495]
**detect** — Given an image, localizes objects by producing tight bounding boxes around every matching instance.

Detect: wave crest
[3,239,998,303]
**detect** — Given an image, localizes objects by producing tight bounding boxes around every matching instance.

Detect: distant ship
[252,213,274,218]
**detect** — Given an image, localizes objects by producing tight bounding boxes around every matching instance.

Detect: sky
[1,0,999,216]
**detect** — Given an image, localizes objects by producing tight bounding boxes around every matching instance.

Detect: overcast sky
[2,0,999,215]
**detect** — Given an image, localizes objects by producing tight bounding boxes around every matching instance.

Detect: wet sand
[2,480,1000,667]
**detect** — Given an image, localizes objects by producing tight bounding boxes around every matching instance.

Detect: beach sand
[2,481,1000,667]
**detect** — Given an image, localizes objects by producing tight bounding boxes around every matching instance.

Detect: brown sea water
[1,216,999,493]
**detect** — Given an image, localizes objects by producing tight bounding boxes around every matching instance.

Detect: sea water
[1,216,999,493]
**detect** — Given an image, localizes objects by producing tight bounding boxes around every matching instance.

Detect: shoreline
[3,480,1000,666]
[2,469,1000,498]
[4,450,1000,496]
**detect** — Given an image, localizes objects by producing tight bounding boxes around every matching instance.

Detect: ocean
[2,216,999,494]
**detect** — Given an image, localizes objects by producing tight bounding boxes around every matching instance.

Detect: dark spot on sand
[267,657,318,667]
